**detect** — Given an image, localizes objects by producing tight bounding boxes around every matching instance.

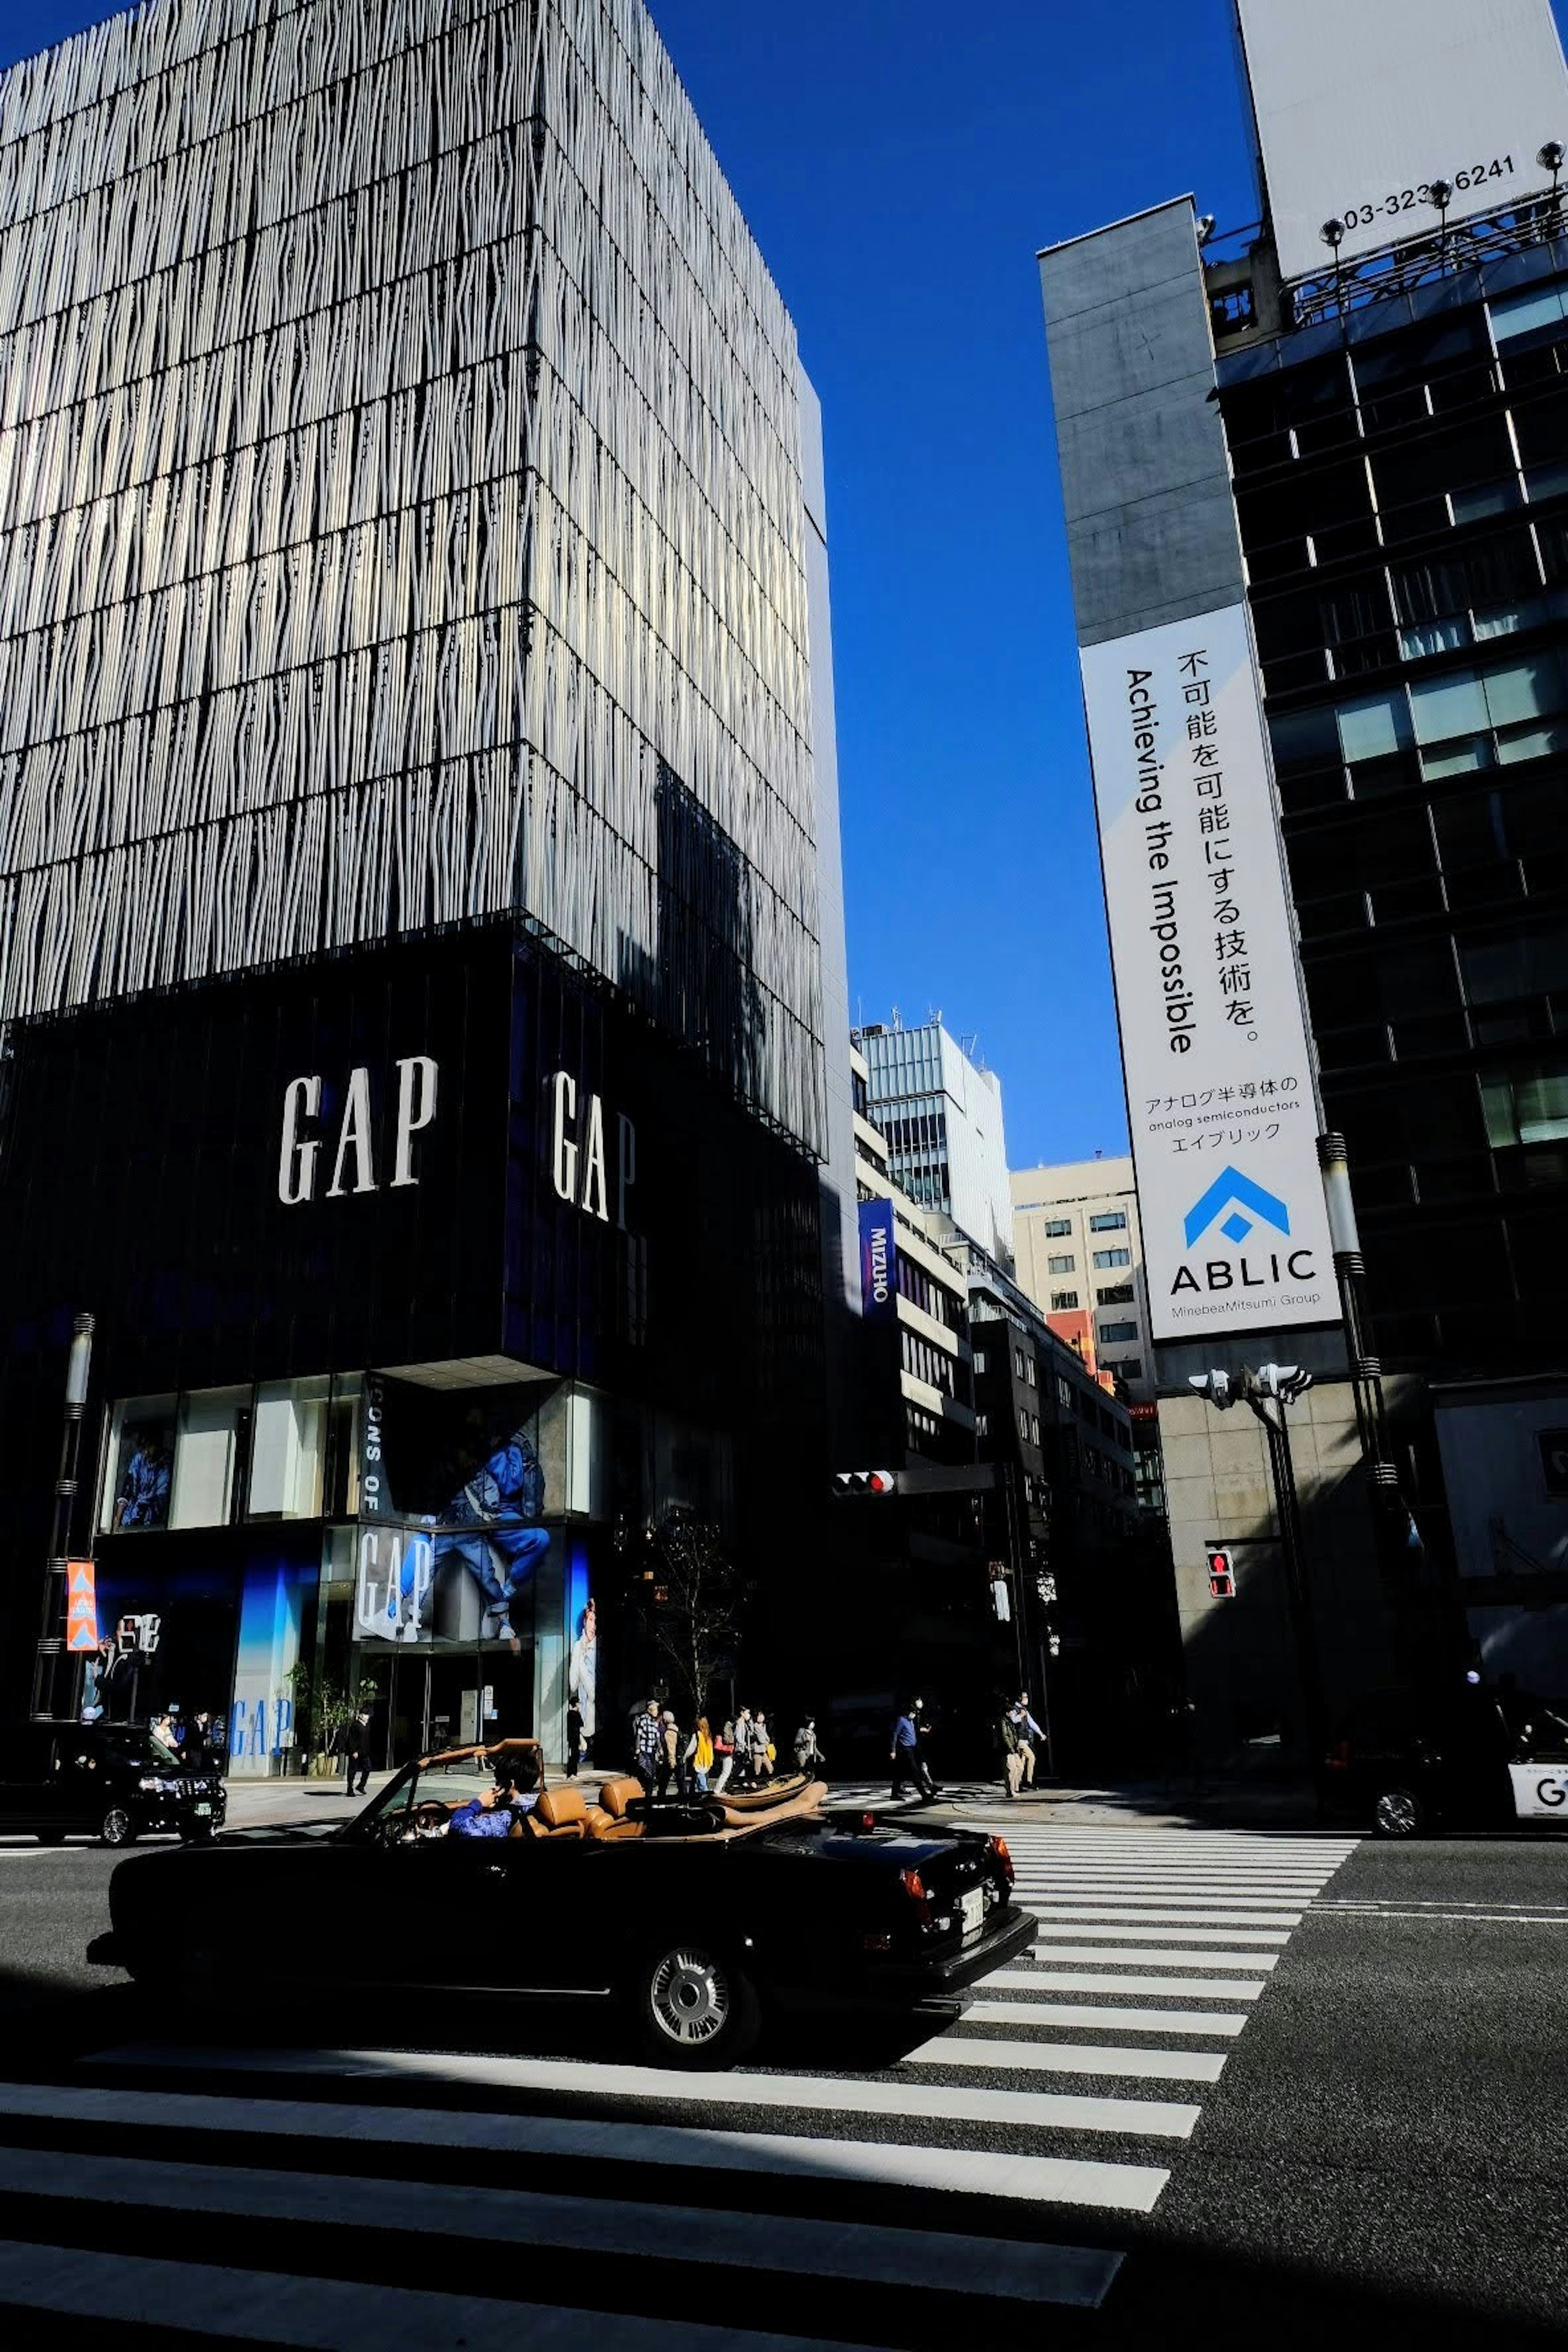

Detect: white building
[1011,1157,1152,1402]
[851,1040,976,1460]
[854,1019,1015,1267]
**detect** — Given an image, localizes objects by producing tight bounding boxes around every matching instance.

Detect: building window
[1050,1289,1079,1310]
[1107,1357,1143,1383]
[1025,1357,1037,1387]
[1482,1062,1568,1147]
[1014,1348,1027,1380]
[170,1386,251,1529]
[973,1349,987,1375]
[1088,1210,1127,1232]
[1019,1406,1031,1442]
[1047,1254,1075,1275]
[1490,278,1568,346]
[1100,1321,1138,1344]
[100,1396,177,1532]
[1042,1217,1072,1236]
[1096,1283,1135,1306]
[1031,1415,1041,1446]
[1056,1376,1073,1410]
[1092,1247,1132,1270]
[975,1412,989,1439]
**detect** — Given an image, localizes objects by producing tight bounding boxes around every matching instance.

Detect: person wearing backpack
[713,1719,736,1793]
[684,1716,714,1794]
[793,1717,825,1777]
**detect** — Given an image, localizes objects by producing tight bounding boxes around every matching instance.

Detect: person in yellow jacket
[683,1715,715,1794]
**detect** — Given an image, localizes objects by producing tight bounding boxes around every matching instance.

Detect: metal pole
[31,1312,95,1721]
[1251,1392,1327,1766]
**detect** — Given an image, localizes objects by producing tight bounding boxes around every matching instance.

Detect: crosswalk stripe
[1029,1922,1289,1945]
[88,2045,1203,2141]
[962,2000,1250,2036]
[0,2082,1168,2212]
[0,2241,899,2352]
[903,2037,1228,2085]
[1026,1941,1278,1970]
[990,1967,1265,1998]
[0,2147,1124,2309]
[1016,1908,1302,1927]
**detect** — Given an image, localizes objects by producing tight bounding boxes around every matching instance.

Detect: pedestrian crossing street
[0,1821,1357,2348]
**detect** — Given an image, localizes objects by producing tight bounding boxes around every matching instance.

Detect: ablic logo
[1183,1168,1290,1250]
[1171,1165,1315,1298]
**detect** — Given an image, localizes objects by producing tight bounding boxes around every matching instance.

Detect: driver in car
[448,1760,541,1839]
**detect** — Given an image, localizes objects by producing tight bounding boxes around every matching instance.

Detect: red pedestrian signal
[1206,1544,1235,1599]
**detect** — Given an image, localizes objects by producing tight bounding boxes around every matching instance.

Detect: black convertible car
[105,1738,1033,2066]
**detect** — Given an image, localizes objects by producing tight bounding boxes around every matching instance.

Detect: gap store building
[0,920,825,1773]
[0,0,855,1770]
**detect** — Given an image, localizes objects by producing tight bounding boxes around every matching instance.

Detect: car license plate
[961,1887,984,1940]
[193,1803,212,1816]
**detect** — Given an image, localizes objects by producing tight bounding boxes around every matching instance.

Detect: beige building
[1011,1158,1152,1403]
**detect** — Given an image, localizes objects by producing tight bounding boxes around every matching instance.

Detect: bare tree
[642,1518,740,1722]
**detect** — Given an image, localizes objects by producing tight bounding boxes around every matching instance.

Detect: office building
[1039,0,1568,1739]
[846,1043,1174,1771]
[854,1017,1016,1265]
[1011,1156,1153,1400]
[0,0,850,1766]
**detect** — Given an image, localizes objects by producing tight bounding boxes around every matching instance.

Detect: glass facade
[1219,263,1568,1363]
[0,0,829,1160]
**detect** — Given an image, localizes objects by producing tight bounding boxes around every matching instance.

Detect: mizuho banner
[858,1198,900,1324]
[1238,0,1568,285]
[1081,600,1333,1343]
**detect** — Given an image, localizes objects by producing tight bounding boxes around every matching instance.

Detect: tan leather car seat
[586,1773,645,1841]
[526,1784,588,1840]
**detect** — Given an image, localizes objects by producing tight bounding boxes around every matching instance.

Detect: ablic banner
[1080,600,1334,1343]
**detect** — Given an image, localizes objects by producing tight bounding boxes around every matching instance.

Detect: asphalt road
[0,1825,1561,2346]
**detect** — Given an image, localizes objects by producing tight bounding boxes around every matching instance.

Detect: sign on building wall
[1238,0,1568,285]
[1080,600,1334,1343]
[858,1199,900,1323]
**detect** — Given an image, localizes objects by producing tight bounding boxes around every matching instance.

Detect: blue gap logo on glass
[1171,1167,1316,1298]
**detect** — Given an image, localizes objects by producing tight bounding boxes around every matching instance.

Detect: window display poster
[568,1539,596,1751]
[109,1413,175,1531]
[91,1533,319,1771]
[355,1377,560,1644]
[229,1547,317,1777]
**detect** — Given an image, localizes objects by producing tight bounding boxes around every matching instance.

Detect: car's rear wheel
[632,1940,761,2070]
[100,1806,137,1848]
[1372,1786,1424,1839]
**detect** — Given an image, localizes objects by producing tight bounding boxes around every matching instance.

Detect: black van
[0,1723,226,1846]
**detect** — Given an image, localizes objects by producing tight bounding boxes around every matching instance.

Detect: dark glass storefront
[0,918,824,1766]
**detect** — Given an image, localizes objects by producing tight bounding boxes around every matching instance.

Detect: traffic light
[1206,1544,1236,1600]
[832,1470,898,1497]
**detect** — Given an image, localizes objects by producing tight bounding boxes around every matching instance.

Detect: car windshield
[98,1732,182,1771]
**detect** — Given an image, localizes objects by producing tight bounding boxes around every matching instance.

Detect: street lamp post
[1189,1362,1327,1766]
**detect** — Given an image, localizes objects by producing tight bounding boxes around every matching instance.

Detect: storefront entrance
[379,1643,533,1765]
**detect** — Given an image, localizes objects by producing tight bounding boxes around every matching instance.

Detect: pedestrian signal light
[1206,1544,1236,1600]
[833,1470,898,1496]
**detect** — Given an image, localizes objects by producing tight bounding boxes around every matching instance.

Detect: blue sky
[6,2,1562,1167]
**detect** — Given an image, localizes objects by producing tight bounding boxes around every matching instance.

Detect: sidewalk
[218,1767,1325,1833]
